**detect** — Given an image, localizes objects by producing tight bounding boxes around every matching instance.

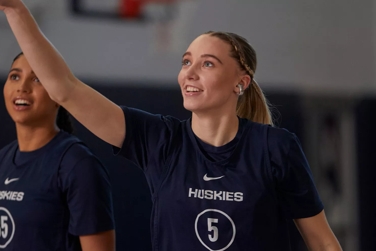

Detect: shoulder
[238,119,298,150]
[56,132,101,168]
[121,105,182,121]
[62,141,98,165]
[58,140,106,184]
[267,126,297,153]
[244,120,293,143]
[266,127,307,172]
[121,105,185,133]
[64,142,96,160]
[0,140,17,152]
[246,123,301,165]
[51,131,81,150]
[0,140,17,158]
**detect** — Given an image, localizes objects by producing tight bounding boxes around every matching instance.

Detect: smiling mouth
[14,99,31,106]
[186,86,202,93]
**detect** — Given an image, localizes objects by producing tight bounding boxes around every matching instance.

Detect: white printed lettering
[234,192,243,202]
[0,191,24,201]
[188,188,243,202]
[225,192,234,201]
[188,188,198,198]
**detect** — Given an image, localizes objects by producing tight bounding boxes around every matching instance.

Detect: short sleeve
[59,144,114,236]
[113,106,178,172]
[268,128,324,219]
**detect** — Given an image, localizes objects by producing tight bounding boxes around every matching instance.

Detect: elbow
[49,90,69,104]
[49,76,79,104]
[49,92,64,104]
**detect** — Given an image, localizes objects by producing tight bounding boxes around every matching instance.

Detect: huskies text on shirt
[115,107,323,251]
[0,131,114,250]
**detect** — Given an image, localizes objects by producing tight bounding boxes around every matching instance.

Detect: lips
[186,86,201,92]
[12,97,32,111]
[14,99,31,106]
[184,85,203,96]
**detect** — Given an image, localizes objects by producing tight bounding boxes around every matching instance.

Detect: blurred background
[0,0,375,250]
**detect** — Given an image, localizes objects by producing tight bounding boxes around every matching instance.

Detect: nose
[185,63,199,81]
[17,79,31,93]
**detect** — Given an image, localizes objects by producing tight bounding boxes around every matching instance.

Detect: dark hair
[56,107,74,134]
[204,31,273,125]
[12,52,74,133]
[12,52,24,63]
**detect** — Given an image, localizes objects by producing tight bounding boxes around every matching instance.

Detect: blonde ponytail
[204,31,274,125]
[237,80,273,125]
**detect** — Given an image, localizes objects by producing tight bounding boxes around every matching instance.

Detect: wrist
[4,1,28,18]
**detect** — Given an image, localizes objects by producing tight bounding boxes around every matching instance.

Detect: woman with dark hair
[0,1,342,250]
[0,53,115,251]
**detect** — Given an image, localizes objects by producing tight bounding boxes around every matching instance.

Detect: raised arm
[1,0,125,147]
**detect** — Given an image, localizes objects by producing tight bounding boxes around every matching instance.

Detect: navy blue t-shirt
[0,131,114,251]
[115,107,323,251]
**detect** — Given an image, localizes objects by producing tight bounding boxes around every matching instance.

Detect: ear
[233,74,251,94]
[239,74,251,90]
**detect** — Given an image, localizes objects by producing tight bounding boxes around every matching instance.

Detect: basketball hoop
[119,0,143,19]
[117,0,192,53]
[118,0,176,20]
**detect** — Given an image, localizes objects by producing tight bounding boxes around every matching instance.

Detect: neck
[191,112,239,147]
[15,124,60,151]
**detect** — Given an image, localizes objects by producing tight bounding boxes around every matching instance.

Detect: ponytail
[56,107,74,134]
[237,80,273,125]
[204,31,274,125]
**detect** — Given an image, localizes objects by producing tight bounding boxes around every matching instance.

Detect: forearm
[303,227,342,251]
[4,2,76,102]
[294,211,342,251]
[308,243,342,251]
[80,230,115,251]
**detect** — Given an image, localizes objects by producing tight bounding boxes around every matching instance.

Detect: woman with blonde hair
[0,1,341,250]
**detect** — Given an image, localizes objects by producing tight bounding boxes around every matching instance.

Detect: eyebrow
[182,52,223,65]
[8,68,35,75]
[8,68,22,74]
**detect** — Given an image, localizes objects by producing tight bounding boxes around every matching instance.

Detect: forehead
[186,35,232,56]
[11,55,32,70]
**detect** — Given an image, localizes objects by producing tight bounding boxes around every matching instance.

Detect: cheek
[205,73,228,88]
[206,75,236,98]
[3,82,10,97]
[219,72,237,88]
[3,85,5,100]
[177,70,184,85]
[3,84,13,106]
[3,85,16,119]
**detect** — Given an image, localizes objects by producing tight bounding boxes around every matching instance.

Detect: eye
[9,74,20,81]
[203,61,213,67]
[33,77,40,83]
[182,59,191,66]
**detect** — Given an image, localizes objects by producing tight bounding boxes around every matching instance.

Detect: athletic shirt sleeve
[114,106,177,175]
[59,143,114,236]
[268,128,324,219]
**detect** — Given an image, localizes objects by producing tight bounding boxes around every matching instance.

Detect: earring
[237,84,244,96]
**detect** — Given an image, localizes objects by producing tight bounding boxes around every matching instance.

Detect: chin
[12,117,33,125]
[183,101,198,113]
[183,103,209,116]
[10,112,40,126]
